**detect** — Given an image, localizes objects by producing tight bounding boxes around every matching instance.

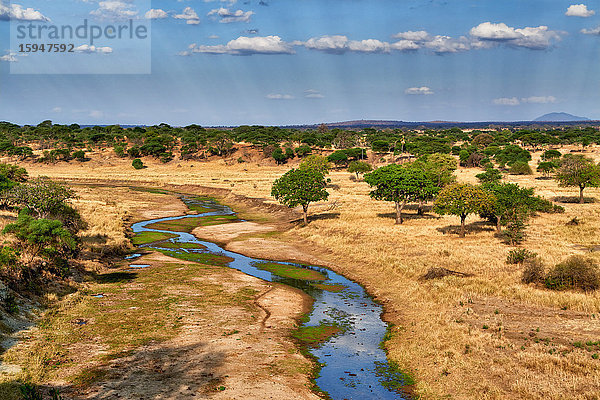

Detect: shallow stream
[131,196,409,399]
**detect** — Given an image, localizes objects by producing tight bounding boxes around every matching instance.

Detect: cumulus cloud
[405,87,434,95]
[581,26,600,35]
[493,97,520,106]
[469,22,563,50]
[392,30,430,41]
[566,4,595,17]
[302,35,417,54]
[0,52,18,62]
[74,44,113,54]
[304,89,324,99]
[174,7,200,24]
[145,9,168,19]
[0,3,49,21]
[90,1,138,20]
[522,96,557,104]
[266,93,294,100]
[189,36,294,55]
[207,7,254,23]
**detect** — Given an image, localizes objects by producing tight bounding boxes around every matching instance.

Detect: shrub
[545,256,600,291]
[507,248,537,264]
[132,159,145,169]
[509,161,533,175]
[72,150,86,161]
[522,257,545,284]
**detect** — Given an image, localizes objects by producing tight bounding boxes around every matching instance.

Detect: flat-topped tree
[555,154,600,204]
[271,169,329,225]
[434,183,494,237]
[364,164,438,224]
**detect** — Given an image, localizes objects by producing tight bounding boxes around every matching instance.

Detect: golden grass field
[8,145,600,399]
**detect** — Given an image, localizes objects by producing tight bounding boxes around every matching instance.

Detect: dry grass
[7,145,600,399]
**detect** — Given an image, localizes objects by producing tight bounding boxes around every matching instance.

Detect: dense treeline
[0,120,598,165]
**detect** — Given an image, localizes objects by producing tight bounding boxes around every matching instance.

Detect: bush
[507,248,537,264]
[508,161,533,175]
[72,150,86,161]
[522,257,545,284]
[545,256,600,291]
[132,159,145,169]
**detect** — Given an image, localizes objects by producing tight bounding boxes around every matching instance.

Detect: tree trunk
[302,204,309,225]
[460,214,466,237]
[395,201,405,224]
[417,199,424,215]
[356,172,360,179]
[496,216,502,233]
[580,185,585,204]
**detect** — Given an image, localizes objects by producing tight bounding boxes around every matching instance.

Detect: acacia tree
[271,169,329,224]
[6,177,76,219]
[482,183,536,233]
[364,164,438,224]
[555,155,600,203]
[299,154,331,175]
[348,160,372,179]
[434,183,494,237]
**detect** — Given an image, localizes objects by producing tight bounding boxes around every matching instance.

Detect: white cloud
[208,34,220,39]
[566,4,595,17]
[174,7,200,24]
[207,7,254,23]
[0,3,49,21]
[405,86,434,95]
[0,53,18,62]
[52,107,62,113]
[581,26,600,35]
[521,96,557,104]
[75,44,113,54]
[392,30,430,41]
[469,22,563,50]
[145,9,168,19]
[190,35,294,55]
[302,35,415,54]
[90,1,138,20]
[493,97,520,106]
[305,89,324,99]
[266,93,294,100]
[424,35,471,53]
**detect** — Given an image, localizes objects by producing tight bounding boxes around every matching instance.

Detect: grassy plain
[10,145,600,399]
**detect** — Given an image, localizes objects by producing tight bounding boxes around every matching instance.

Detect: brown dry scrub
[10,146,600,399]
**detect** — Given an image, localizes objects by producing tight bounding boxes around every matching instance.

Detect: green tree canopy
[476,167,503,183]
[555,155,600,203]
[364,164,439,224]
[299,154,331,175]
[348,161,372,179]
[434,183,494,237]
[271,169,329,224]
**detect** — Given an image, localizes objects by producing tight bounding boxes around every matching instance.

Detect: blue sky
[0,0,599,125]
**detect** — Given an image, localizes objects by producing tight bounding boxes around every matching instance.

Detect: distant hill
[534,112,590,122]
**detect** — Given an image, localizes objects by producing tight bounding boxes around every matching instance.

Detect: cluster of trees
[271,153,566,245]
[0,165,84,280]
[1,120,599,166]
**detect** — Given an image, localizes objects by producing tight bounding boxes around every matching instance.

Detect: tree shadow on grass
[291,212,341,224]
[376,212,437,221]
[552,196,597,204]
[92,271,138,284]
[436,221,495,235]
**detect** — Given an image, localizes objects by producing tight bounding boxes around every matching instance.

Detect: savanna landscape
[0,121,600,399]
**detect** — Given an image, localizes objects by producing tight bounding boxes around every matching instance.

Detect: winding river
[131,195,409,399]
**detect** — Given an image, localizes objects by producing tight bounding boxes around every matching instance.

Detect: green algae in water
[146,215,239,233]
[293,323,344,347]
[157,242,207,250]
[158,249,234,266]
[311,283,347,292]
[133,232,178,245]
[255,262,327,281]
[374,360,416,391]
